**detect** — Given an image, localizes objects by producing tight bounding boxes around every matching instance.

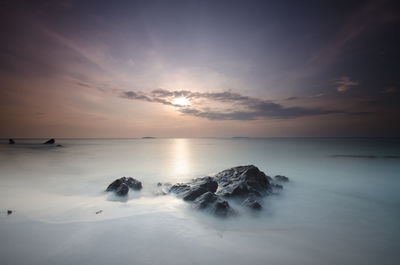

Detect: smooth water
[0,138,399,265]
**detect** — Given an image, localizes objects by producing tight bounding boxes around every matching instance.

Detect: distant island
[142,136,156,139]
[232,137,249,139]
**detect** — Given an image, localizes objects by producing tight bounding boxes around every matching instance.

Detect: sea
[0,138,399,265]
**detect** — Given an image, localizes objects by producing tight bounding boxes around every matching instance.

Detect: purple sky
[0,0,399,137]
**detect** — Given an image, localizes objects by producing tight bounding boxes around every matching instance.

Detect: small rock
[95,210,103,214]
[9,139,15,144]
[106,177,142,196]
[43,138,55,144]
[274,175,289,182]
[7,210,12,216]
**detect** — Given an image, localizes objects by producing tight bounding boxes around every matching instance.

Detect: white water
[0,138,399,265]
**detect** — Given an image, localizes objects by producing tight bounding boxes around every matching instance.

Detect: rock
[7,210,12,215]
[242,198,262,210]
[193,192,234,217]
[116,183,129,196]
[9,139,15,144]
[274,175,289,182]
[193,192,218,209]
[213,200,233,217]
[169,165,287,217]
[43,138,55,144]
[106,177,142,196]
[95,210,103,214]
[214,165,270,198]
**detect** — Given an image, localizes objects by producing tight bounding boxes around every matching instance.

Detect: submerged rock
[43,138,55,144]
[9,139,15,144]
[274,175,289,182]
[169,165,288,217]
[106,177,142,196]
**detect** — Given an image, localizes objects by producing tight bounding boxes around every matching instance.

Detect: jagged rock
[193,192,234,217]
[214,165,270,198]
[116,183,129,196]
[242,198,262,210]
[169,165,288,217]
[193,192,218,209]
[274,175,289,182]
[106,177,142,196]
[9,139,15,144]
[43,138,55,144]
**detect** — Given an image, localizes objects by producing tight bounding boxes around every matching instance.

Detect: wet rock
[9,139,15,144]
[106,177,142,196]
[213,200,233,217]
[193,192,218,209]
[274,175,289,182]
[116,183,129,196]
[7,210,12,216]
[242,198,262,210]
[182,187,208,201]
[193,192,234,217]
[43,138,55,144]
[169,165,288,217]
[214,165,270,197]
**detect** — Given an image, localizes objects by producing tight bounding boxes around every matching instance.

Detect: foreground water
[0,138,399,265]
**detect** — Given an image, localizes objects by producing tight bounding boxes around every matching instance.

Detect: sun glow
[172,97,190,106]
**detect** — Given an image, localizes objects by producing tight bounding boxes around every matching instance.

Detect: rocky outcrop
[106,177,142,196]
[43,138,55,144]
[168,165,288,217]
[9,139,15,144]
[274,175,289,182]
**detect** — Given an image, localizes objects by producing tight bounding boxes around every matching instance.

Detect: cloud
[121,88,369,120]
[285,96,299,101]
[335,76,358,92]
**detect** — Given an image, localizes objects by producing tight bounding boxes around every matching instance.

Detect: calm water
[0,138,399,265]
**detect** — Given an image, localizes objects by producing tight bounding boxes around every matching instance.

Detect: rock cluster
[106,177,142,196]
[168,165,288,217]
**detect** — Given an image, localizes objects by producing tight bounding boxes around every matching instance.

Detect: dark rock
[213,200,232,217]
[274,175,289,182]
[169,165,287,217]
[193,192,234,217]
[183,187,208,201]
[242,198,262,210]
[7,210,12,215]
[116,183,129,196]
[95,210,103,214]
[106,177,142,196]
[169,183,190,194]
[193,192,218,209]
[43,138,55,144]
[214,165,270,198]
[9,139,15,144]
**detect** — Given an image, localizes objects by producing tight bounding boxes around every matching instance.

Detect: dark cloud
[121,89,370,120]
[285,96,299,101]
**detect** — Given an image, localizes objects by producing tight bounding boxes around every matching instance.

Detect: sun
[172,97,190,106]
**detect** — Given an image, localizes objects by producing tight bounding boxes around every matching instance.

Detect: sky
[0,0,399,138]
